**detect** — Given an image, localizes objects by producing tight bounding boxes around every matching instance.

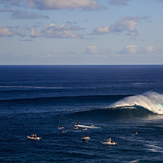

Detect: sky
[0,0,163,65]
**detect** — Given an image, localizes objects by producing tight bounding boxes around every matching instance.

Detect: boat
[27,134,41,140]
[75,124,100,129]
[82,136,91,141]
[101,141,117,145]
[101,138,117,145]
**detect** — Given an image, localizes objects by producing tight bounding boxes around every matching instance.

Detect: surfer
[90,123,93,126]
[76,122,80,125]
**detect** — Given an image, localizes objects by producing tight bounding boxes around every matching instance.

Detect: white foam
[113,92,163,114]
[146,144,163,153]
[128,160,140,163]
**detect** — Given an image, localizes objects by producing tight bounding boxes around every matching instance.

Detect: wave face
[66,92,163,120]
[112,92,163,115]
[71,106,154,120]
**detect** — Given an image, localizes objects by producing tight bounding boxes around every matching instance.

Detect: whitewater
[113,92,163,115]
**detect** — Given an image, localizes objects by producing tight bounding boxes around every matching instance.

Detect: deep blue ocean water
[0,65,163,163]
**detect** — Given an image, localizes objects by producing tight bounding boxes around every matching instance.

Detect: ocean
[0,65,163,163]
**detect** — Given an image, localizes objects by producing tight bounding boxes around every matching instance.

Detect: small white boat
[102,138,117,145]
[75,124,100,129]
[82,136,91,141]
[101,141,117,145]
[27,134,41,140]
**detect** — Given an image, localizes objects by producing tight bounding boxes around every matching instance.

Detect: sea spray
[112,92,163,114]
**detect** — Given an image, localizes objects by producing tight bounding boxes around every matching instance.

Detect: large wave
[112,92,163,114]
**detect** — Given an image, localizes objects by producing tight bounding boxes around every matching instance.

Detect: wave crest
[112,92,163,115]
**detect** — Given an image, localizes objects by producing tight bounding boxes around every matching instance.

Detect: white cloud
[0,24,82,38]
[30,24,82,38]
[114,16,139,34]
[86,45,112,54]
[86,46,98,53]
[0,0,106,10]
[0,27,14,37]
[30,27,43,37]
[92,16,147,36]
[92,26,110,34]
[119,45,154,54]
[109,0,131,6]
[39,0,105,10]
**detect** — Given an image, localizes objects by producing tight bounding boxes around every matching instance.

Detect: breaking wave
[112,92,163,115]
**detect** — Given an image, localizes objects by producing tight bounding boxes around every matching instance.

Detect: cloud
[0,8,49,19]
[30,27,44,37]
[92,26,110,35]
[86,46,98,53]
[108,0,131,5]
[38,0,105,10]
[92,16,147,36]
[119,45,154,54]
[0,8,13,12]
[0,0,106,10]
[30,24,82,38]
[11,10,49,19]
[86,45,112,54]
[0,23,83,38]
[0,27,14,37]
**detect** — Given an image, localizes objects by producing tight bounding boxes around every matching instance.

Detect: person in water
[90,123,93,126]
